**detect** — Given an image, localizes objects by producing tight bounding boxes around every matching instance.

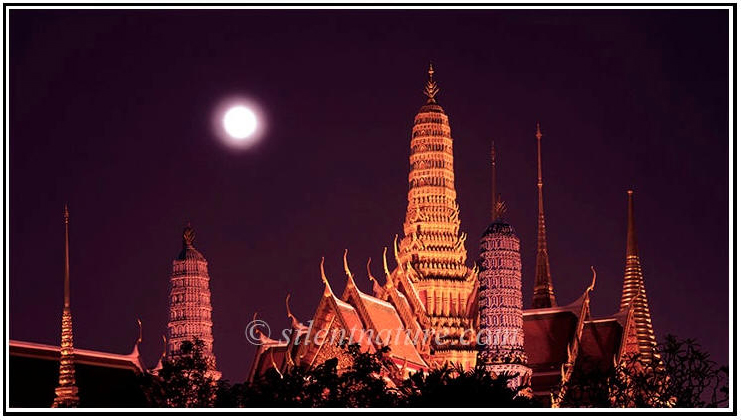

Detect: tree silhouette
[560,334,728,408]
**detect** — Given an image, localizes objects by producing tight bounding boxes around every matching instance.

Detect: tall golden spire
[532,123,557,309]
[52,204,79,407]
[620,190,658,364]
[423,62,440,103]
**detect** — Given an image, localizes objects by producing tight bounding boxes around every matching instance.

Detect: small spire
[533,122,558,309]
[490,142,497,221]
[626,190,637,257]
[63,204,70,309]
[423,62,440,103]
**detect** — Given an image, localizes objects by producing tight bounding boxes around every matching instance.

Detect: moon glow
[223,106,258,140]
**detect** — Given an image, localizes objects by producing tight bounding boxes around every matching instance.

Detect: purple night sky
[9,9,730,383]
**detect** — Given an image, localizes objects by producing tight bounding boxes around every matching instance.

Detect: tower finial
[423,62,440,103]
[626,190,637,257]
[490,144,506,220]
[183,222,195,247]
[63,205,70,309]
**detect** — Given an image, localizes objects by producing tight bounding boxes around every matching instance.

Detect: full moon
[223,106,257,140]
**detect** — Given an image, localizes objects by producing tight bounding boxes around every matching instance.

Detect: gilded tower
[395,64,477,367]
[167,224,220,378]
[477,146,530,384]
[619,190,659,364]
[52,205,80,408]
[532,123,557,309]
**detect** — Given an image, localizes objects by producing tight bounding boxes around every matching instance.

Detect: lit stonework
[52,205,79,408]
[477,147,531,385]
[167,224,220,378]
[619,190,658,364]
[394,63,477,368]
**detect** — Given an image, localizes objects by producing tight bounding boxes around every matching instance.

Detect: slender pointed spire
[423,62,440,103]
[532,123,557,309]
[53,204,79,408]
[490,143,507,220]
[490,142,497,220]
[620,190,658,364]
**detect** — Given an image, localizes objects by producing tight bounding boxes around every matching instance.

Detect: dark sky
[9,9,730,383]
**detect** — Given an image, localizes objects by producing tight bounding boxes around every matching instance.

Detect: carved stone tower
[52,204,80,408]
[167,223,220,378]
[477,146,531,385]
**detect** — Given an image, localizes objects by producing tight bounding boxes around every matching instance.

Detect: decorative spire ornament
[532,123,558,309]
[423,62,440,103]
[620,190,659,364]
[52,204,80,408]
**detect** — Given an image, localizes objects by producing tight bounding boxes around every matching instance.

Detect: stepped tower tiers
[52,205,80,408]
[532,123,558,309]
[394,64,477,367]
[167,224,220,379]
[477,146,531,386]
[619,190,659,364]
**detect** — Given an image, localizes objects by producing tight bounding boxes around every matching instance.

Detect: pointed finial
[423,62,440,103]
[320,257,333,296]
[536,122,543,141]
[366,258,377,284]
[63,203,71,309]
[626,190,638,257]
[382,247,390,276]
[393,234,401,265]
[285,293,301,329]
[588,266,597,292]
[136,318,143,345]
[490,141,498,221]
[343,249,352,278]
[183,222,195,247]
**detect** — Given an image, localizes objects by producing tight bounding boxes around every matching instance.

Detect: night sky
[9,9,730,383]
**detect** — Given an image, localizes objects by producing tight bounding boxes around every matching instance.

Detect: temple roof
[10,339,144,373]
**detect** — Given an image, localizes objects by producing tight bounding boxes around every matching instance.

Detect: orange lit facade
[166,224,220,379]
[249,65,655,406]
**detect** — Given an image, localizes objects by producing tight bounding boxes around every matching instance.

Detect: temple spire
[490,143,507,221]
[52,204,80,407]
[532,123,557,309]
[620,190,658,364]
[423,62,440,103]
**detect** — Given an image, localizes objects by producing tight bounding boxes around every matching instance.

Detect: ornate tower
[52,204,80,408]
[619,190,658,364]
[396,64,476,360]
[532,123,557,309]
[167,223,220,377]
[477,146,530,384]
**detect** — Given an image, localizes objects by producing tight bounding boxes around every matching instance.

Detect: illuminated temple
[8,64,659,408]
[249,64,657,406]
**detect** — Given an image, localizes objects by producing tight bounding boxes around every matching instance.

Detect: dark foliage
[560,334,729,408]
[139,338,219,407]
[213,342,539,408]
